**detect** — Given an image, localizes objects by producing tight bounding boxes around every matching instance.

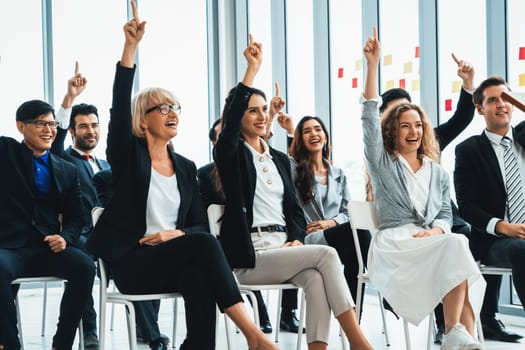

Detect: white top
[55,106,71,129]
[145,168,180,237]
[244,139,287,250]
[485,128,525,235]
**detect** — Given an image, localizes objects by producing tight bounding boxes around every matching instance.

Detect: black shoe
[260,319,273,334]
[149,338,169,350]
[382,298,400,320]
[280,310,305,333]
[482,318,523,343]
[434,324,445,345]
[83,333,99,349]
[139,333,170,345]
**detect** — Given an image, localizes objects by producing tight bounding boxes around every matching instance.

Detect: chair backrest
[348,200,379,231]
[91,206,104,226]
[207,204,225,237]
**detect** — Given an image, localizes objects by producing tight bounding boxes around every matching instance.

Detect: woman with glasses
[287,115,371,317]
[86,3,278,350]
[213,33,374,350]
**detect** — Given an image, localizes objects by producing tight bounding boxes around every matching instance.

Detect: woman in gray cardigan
[362,28,484,349]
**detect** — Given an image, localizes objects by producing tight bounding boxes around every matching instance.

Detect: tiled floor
[15,282,525,349]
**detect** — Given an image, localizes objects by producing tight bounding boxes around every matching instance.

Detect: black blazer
[93,168,113,208]
[0,137,83,248]
[51,130,110,235]
[197,162,226,209]
[86,64,208,263]
[213,82,306,269]
[454,121,525,259]
[435,88,475,151]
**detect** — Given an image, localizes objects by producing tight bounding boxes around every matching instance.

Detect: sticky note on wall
[519,73,525,87]
[355,59,362,71]
[520,47,525,60]
[412,80,420,91]
[399,79,406,89]
[384,54,392,66]
[452,81,462,93]
[338,68,344,78]
[386,80,395,90]
[415,46,420,58]
[445,99,452,111]
[352,77,358,88]
[404,62,413,73]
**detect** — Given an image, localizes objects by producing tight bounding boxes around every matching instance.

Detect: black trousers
[76,234,98,336]
[111,233,242,350]
[323,222,371,315]
[0,238,95,350]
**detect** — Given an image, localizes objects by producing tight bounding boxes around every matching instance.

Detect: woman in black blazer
[86,4,278,350]
[213,36,373,350]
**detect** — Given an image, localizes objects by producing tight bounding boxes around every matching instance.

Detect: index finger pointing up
[131,0,139,20]
[74,61,79,75]
[248,33,254,46]
[451,52,461,66]
[373,26,378,41]
[275,82,280,97]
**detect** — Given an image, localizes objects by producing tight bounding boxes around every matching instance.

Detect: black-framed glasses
[24,120,60,129]
[145,103,181,116]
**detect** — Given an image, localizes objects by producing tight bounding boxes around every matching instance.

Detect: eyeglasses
[24,120,60,129]
[145,103,181,116]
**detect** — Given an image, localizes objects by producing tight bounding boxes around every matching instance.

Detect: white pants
[235,244,354,343]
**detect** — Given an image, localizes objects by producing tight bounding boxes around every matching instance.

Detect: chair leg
[295,292,305,350]
[426,313,434,350]
[275,290,283,343]
[403,320,411,350]
[110,284,116,331]
[99,293,107,350]
[124,302,138,350]
[377,291,390,346]
[15,294,24,350]
[476,317,485,344]
[172,298,178,348]
[355,279,364,324]
[78,321,84,350]
[42,281,48,336]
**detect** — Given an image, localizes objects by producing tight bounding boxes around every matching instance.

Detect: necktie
[82,155,92,161]
[501,137,525,223]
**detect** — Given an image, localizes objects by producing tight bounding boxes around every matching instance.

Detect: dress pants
[0,237,95,350]
[235,245,354,344]
[77,234,98,337]
[111,233,242,350]
[481,237,525,319]
[134,300,162,342]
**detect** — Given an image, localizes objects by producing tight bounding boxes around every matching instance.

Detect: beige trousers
[235,244,354,344]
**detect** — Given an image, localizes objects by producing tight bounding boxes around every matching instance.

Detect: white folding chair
[91,207,182,350]
[12,276,84,350]
[207,204,310,350]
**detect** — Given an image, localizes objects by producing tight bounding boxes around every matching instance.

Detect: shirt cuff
[487,217,501,236]
[432,219,451,234]
[359,93,383,107]
[462,86,474,95]
[55,107,71,129]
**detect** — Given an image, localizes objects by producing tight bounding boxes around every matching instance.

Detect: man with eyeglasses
[0,99,95,350]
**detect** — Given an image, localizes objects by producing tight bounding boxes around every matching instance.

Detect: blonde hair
[381,103,440,162]
[131,87,178,138]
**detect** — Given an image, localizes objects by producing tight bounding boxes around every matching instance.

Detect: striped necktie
[501,136,525,223]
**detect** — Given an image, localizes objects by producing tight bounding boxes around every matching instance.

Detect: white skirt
[367,223,486,325]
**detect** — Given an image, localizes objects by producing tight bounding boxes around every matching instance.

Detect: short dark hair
[16,100,55,122]
[472,76,509,106]
[69,103,99,129]
[208,118,222,142]
[380,88,412,113]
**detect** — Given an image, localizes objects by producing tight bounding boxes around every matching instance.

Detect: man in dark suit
[51,69,108,349]
[0,100,95,350]
[455,76,525,343]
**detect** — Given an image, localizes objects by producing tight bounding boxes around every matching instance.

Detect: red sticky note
[338,68,344,78]
[519,47,525,60]
[445,99,452,111]
[352,77,358,88]
[399,79,406,89]
[415,46,420,58]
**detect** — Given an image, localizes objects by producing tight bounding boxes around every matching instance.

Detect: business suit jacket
[86,64,208,263]
[92,168,113,208]
[52,130,110,235]
[0,137,83,248]
[197,162,226,209]
[454,121,525,260]
[213,82,306,268]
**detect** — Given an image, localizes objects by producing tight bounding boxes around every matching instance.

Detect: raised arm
[265,81,287,140]
[120,0,145,68]
[434,53,476,150]
[363,27,380,100]
[241,34,262,87]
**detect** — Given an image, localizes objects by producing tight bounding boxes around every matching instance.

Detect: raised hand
[270,82,285,117]
[276,112,295,135]
[63,61,87,108]
[451,53,475,91]
[242,34,262,86]
[363,26,380,65]
[124,0,146,46]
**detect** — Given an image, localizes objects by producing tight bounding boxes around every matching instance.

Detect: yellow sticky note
[519,73,525,87]
[452,80,462,93]
[355,59,363,71]
[412,80,420,91]
[386,80,395,90]
[384,54,392,66]
[404,62,413,73]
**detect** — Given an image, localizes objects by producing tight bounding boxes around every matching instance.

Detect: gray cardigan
[290,158,350,244]
[361,100,452,231]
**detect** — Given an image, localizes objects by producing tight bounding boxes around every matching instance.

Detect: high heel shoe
[382,298,400,320]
